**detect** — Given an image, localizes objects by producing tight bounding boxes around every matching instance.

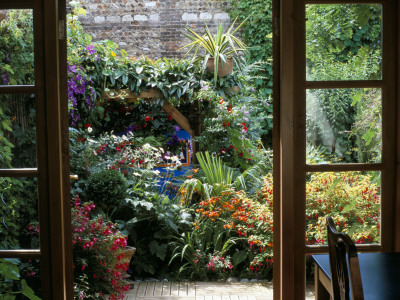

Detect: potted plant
[180,16,250,84]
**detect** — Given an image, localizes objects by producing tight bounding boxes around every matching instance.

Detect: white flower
[87,127,93,133]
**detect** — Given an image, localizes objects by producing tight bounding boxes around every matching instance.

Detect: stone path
[123,281,316,300]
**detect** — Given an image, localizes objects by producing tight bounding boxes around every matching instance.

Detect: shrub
[306,171,380,245]
[72,196,130,299]
[83,169,128,217]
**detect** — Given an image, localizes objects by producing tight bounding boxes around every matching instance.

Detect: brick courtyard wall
[74,0,232,59]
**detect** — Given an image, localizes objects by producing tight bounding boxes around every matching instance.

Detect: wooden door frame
[43,0,73,298]
[278,1,399,299]
[0,0,72,298]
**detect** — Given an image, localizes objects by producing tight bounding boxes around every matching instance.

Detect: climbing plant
[227,0,273,95]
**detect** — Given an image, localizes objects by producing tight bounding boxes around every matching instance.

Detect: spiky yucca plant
[180,16,250,84]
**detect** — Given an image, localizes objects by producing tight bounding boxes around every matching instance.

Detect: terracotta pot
[121,246,136,262]
[206,57,234,77]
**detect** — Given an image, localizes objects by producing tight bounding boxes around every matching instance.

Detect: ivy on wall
[227,0,273,95]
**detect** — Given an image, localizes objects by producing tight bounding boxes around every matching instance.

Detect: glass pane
[306,88,381,164]
[305,171,381,245]
[0,94,37,168]
[0,9,35,86]
[0,177,39,249]
[306,4,382,81]
[0,258,41,298]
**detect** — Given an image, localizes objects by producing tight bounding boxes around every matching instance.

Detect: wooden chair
[326,216,364,300]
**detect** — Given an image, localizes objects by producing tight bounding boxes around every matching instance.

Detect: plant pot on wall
[206,57,234,77]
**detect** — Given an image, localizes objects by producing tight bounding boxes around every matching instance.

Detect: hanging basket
[206,57,234,77]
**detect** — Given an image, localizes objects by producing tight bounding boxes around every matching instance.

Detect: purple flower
[86,44,95,55]
[67,64,77,73]
[5,52,10,63]
[1,72,10,85]
[167,134,179,147]
[125,125,135,133]
[173,125,181,132]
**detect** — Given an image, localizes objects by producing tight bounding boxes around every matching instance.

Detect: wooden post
[189,100,201,165]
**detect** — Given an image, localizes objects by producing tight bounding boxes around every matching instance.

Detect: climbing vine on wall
[227,0,273,95]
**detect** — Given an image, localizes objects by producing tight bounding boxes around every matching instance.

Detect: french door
[0,0,72,299]
[278,0,398,299]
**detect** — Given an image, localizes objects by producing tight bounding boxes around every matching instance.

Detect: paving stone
[123,281,315,300]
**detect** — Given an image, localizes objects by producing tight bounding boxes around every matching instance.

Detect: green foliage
[305,4,383,163]
[306,4,381,69]
[306,88,381,163]
[0,258,41,300]
[83,169,128,217]
[0,10,34,86]
[115,183,192,277]
[194,83,273,168]
[227,0,273,94]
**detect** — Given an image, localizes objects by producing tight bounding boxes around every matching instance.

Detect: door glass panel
[0,177,39,249]
[305,171,381,245]
[0,9,34,86]
[0,94,37,168]
[0,258,41,298]
[306,4,382,81]
[306,88,381,164]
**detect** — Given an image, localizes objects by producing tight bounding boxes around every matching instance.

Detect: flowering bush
[69,128,169,182]
[72,196,130,299]
[171,174,274,280]
[306,171,380,245]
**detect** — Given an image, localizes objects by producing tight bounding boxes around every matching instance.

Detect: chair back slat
[326,216,364,300]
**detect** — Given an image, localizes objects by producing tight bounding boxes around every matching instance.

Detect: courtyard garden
[0,2,383,299]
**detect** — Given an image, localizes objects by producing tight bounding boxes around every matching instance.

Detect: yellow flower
[111,51,116,57]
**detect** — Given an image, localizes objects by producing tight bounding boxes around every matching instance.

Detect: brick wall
[75,0,232,59]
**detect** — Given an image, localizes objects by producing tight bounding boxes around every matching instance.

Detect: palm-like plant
[180,16,250,84]
[176,151,271,206]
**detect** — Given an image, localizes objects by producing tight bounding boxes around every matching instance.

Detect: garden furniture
[313,252,400,300]
[326,215,363,300]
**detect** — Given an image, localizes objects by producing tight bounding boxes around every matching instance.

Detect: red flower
[219,148,227,154]
[168,113,173,120]
[227,104,232,112]
[242,123,248,132]
[144,116,150,122]
[223,121,230,127]
[229,145,235,149]
[85,124,91,128]
[238,151,244,157]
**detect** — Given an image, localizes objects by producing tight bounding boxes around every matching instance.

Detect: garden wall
[74,0,232,59]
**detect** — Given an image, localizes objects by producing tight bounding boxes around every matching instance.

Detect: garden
[0,2,383,299]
